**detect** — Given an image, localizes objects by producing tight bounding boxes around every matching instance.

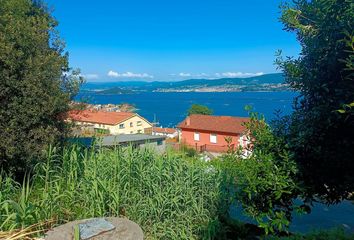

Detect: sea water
[76,91,297,127]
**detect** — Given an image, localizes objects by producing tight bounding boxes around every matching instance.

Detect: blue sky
[47,0,300,82]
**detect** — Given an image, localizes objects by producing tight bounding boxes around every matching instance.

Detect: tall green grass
[0,145,224,239]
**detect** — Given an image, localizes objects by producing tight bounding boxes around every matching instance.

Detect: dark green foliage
[238,115,298,234]
[187,104,213,115]
[276,0,354,203]
[0,0,82,174]
[219,111,299,235]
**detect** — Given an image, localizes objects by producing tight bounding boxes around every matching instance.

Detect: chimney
[186,116,190,126]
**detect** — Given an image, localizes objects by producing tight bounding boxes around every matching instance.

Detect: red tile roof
[67,110,135,125]
[153,127,177,134]
[178,114,250,134]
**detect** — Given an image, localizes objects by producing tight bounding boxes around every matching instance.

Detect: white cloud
[108,70,154,79]
[179,72,192,77]
[175,73,211,78]
[82,74,99,80]
[107,70,119,77]
[216,72,264,78]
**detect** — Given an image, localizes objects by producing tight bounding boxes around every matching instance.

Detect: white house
[68,110,152,135]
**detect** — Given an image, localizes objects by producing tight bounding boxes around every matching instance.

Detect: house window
[137,121,142,126]
[137,130,142,134]
[119,124,125,129]
[210,134,217,144]
[194,132,200,141]
[130,122,133,127]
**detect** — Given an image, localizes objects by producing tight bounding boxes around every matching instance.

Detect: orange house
[177,114,250,153]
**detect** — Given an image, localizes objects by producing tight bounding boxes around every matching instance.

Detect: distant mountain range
[81,73,289,93]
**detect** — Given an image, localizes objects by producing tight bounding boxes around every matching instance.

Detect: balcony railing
[171,143,236,153]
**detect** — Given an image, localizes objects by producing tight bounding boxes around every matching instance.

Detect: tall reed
[0,145,224,239]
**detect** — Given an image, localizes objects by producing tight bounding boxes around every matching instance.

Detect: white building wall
[73,115,152,135]
[109,115,152,135]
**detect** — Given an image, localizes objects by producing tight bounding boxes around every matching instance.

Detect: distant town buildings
[178,114,251,153]
[67,110,152,135]
[150,127,178,139]
[70,102,136,113]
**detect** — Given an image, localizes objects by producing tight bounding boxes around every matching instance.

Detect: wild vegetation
[0,146,225,239]
[218,0,354,234]
[220,112,299,235]
[1,133,353,239]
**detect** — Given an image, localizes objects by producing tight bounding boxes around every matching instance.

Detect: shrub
[220,112,299,235]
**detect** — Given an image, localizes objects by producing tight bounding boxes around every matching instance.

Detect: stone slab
[45,217,143,240]
[78,218,115,239]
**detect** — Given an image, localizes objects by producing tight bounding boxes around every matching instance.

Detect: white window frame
[210,134,217,144]
[119,123,125,129]
[194,132,200,141]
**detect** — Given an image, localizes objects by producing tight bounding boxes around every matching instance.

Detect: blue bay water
[77,91,297,127]
[230,200,354,234]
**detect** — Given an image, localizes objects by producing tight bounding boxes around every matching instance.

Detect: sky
[46,0,301,82]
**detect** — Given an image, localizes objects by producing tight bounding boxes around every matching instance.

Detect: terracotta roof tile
[178,114,250,134]
[153,127,177,134]
[68,110,135,125]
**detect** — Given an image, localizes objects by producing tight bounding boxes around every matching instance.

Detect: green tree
[276,0,354,203]
[224,112,299,234]
[0,0,82,174]
[187,104,213,115]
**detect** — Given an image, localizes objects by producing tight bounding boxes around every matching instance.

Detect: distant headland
[80,73,289,93]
